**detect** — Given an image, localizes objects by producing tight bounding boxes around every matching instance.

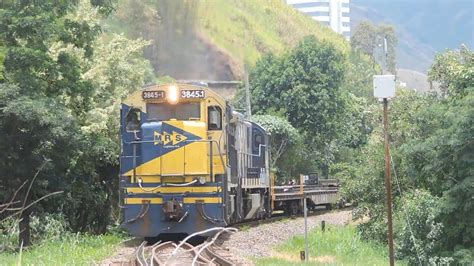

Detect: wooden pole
[383,98,395,266]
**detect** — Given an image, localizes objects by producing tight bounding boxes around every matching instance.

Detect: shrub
[0,216,19,252]
[394,190,450,264]
[0,213,69,252]
[30,213,68,244]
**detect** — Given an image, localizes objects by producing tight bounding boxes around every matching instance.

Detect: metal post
[132,142,137,183]
[209,141,213,182]
[383,98,395,266]
[303,195,309,262]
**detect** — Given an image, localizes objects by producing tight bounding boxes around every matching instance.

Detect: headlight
[167,85,179,104]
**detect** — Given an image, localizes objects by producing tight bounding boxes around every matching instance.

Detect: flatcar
[119,83,272,238]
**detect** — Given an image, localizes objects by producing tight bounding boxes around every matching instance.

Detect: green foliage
[350,21,378,58]
[52,1,154,233]
[377,24,397,74]
[0,1,102,245]
[0,45,6,81]
[0,216,19,253]
[429,45,474,98]
[1,213,68,253]
[342,51,379,99]
[251,35,347,140]
[403,92,474,254]
[394,190,449,265]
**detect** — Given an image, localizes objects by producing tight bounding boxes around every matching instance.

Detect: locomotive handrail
[273,186,339,192]
[273,185,340,189]
[137,177,162,191]
[239,144,267,157]
[165,179,198,187]
[136,177,200,192]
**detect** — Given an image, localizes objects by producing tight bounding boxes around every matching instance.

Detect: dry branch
[0,180,28,214]
[0,191,64,224]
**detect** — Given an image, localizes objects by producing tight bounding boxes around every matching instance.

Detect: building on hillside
[286,0,350,39]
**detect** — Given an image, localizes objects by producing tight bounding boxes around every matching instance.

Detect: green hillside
[196,0,350,64]
[107,0,350,79]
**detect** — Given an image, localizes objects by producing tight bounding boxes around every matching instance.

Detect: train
[119,83,339,238]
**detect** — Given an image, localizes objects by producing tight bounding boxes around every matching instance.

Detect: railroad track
[128,208,347,265]
[134,229,237,266]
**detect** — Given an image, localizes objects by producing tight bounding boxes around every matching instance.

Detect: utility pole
[383,98,395,266]
[374,75,396,266]
[381,37,395,266]
[244,65,252,119]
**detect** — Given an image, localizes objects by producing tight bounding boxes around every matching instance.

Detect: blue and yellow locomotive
[119,83,271,238]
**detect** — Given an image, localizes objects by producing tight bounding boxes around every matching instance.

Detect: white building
[286,0,351,39]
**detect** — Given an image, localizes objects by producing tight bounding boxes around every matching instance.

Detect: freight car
[119,83,338,238]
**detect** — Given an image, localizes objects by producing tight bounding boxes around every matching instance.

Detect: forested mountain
[352,0,474,72]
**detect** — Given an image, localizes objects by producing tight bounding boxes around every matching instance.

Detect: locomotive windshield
[146,102,200,121]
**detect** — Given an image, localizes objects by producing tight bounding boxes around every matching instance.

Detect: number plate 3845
[181,90,205,98]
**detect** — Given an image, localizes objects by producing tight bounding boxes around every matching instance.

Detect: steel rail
[191,228,238,266]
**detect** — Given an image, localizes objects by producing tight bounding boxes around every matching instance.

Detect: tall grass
[257,225,406,265]
[0,233,123,265]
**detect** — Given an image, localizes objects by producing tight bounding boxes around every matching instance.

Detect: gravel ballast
[220,210,353,259]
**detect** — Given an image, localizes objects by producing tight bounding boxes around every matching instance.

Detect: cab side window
[126,108,141,132]
[208,106,222,130]
[252,130,264,154]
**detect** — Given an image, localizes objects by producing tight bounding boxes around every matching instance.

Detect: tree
[429,44,473,98]
[250,36,348,175]
[351,20,398,74]
[350,21,377,61]
[59,32,153,233]
[409,47,474,260]
[0,0,115,247]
